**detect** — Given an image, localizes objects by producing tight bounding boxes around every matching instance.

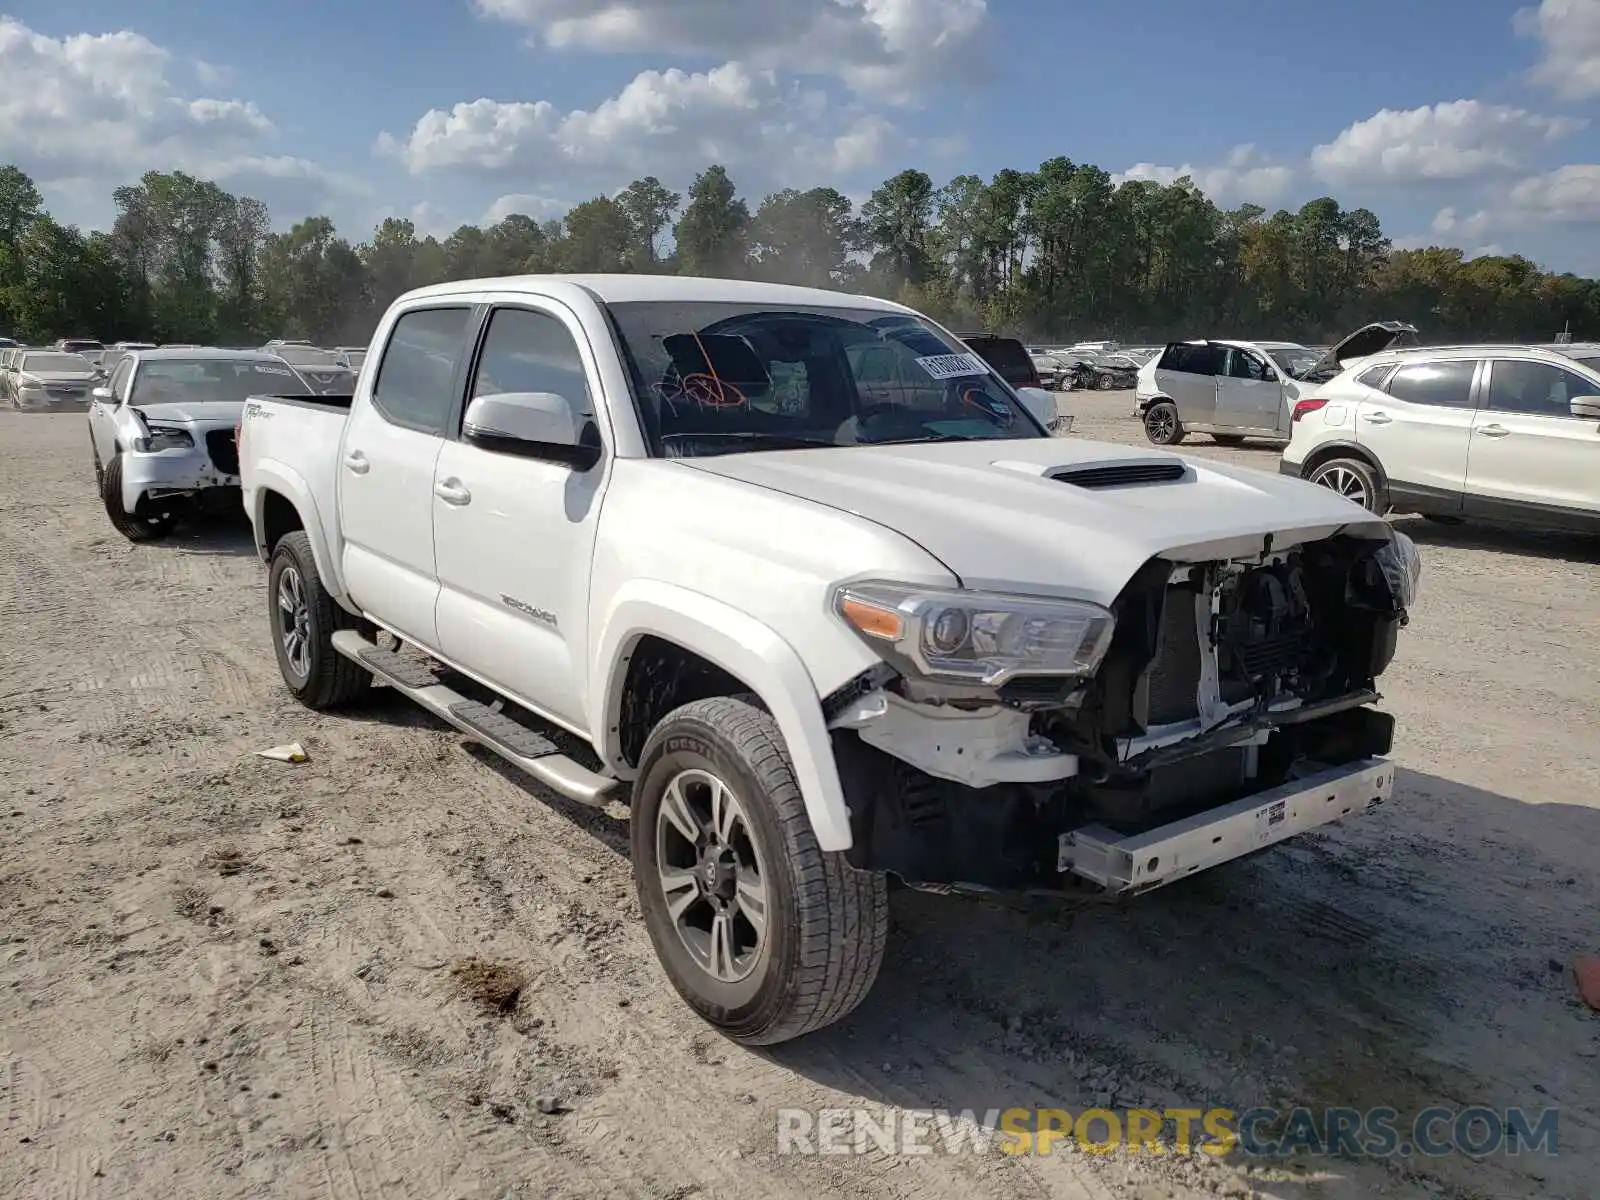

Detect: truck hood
[132,399,247,426]
[679,438,1392,606]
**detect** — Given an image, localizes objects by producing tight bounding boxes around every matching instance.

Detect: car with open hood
[238,274,1421,1047]
[8,350,100,410]
[1138,321,1418,447]
[88,348,315,540]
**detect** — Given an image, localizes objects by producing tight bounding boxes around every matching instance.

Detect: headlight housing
[833,581,1116,687]
[1374,531,1422,610]
[134,425,194,452]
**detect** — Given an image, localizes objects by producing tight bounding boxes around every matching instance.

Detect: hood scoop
[1045,459,1190,488]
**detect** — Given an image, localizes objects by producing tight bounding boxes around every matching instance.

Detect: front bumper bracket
[1058,757,1393,894]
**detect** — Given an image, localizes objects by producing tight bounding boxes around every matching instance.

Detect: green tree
[560,197,633,272]
[749,187,862,289]
[617,176,681,269]
[674,165,750,277]
[861,169,936,292]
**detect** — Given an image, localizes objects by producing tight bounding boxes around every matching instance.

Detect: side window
[371,306,472,433]
[109,359,134,400]
[469,307,591,416]
[1383,360,1478,408]
[1224,349,1269,381]
[1161,343,1224,376]
[1484,359,1594,419]
[1356,363,1394,390]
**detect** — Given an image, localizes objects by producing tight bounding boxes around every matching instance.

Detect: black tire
[90,431,104,490]
[1143,400,1185,445]
[632,696,888,1045]
[101,454,175,541]
[1212,434,1247,447]
[1307,456,1386,514]
[267,530,370,709]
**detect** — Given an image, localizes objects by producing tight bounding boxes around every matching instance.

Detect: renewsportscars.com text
[776,1105,1559,1158]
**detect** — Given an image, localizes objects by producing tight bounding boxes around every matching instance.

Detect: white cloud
[482,193,569,224]
[378,61,904,193]
[1515,0,1600,100]
[0,16,363,229]
[1310,100,1585,185]
[472,0,988,103]
[1431,206,1494,240]
[1504,164,1600,222]
[1112,144,1296,206]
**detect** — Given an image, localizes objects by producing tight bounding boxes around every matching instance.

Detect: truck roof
[398,273,916,312]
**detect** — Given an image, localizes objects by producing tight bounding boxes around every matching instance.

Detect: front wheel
[267,531,371,709]
[1308,456,1385,514]
[1143,400,1185,445]
[632,696,888,1045]
[101,454,175,541]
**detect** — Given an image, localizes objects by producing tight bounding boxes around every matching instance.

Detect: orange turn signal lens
[840,595,903,640]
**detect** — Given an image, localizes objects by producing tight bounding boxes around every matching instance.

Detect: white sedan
[88,348,315,541]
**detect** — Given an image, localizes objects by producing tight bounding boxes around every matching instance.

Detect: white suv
[1281,345,1600,532]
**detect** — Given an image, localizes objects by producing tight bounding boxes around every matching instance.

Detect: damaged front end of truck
[825,526,1422,895]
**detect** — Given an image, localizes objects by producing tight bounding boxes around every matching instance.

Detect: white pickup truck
[239,274,1421,1045]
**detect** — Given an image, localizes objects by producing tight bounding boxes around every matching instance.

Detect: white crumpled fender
[590,579,853,853]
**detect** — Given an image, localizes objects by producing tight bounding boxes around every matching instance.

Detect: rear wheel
[632,696,888,1045]
[1143,400,1185,445]
[1308,456,1385,514]
[267,531,371,709]
[101,454,175,541]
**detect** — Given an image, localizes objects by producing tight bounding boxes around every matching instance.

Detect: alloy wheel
[654,768,769,984]
[276,565,312,678]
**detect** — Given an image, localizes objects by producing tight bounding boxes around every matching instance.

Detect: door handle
[434,478,471,506]
[1364,411,1392,425]
[343,450,369,474]
[1476,424,1510,438]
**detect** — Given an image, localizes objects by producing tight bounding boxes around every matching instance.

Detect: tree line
[1,160,1595,349]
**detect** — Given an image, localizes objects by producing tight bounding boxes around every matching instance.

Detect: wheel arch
[591,582,853,853]
[249,462,350,607]
[1299,439,1388,488]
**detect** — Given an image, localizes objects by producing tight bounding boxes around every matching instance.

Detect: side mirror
[1569,395,1600,420]
[1016,386,1059,430]
[463,391,601,469]
[91,386,113,402]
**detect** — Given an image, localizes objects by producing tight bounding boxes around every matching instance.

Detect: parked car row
[58,275,1421,1048]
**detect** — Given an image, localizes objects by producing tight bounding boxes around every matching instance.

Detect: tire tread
[271,531,370,709]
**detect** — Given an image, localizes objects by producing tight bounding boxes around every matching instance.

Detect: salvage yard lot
[2,393,1597,1200]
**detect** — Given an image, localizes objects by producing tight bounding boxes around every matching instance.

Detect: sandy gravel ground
[3,395,1597,1200]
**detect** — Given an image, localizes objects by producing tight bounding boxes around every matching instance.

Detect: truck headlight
[1374,531,1422,610]
[833,581,1116,686]
[134,426,194,452]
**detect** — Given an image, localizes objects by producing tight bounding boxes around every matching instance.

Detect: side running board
[330,630,622,806]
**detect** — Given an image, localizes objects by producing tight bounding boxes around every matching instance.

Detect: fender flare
[591,581,853,853]
[112,408,151,514]
[248,459,350,607]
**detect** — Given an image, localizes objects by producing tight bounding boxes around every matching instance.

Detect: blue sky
[5,0,1600,271]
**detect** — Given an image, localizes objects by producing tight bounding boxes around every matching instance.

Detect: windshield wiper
[660,431,841,453]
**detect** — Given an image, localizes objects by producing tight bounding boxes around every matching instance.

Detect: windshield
[21,353,92,372]
[270,346,342,367]
[1267,347,1321,378]
[605,301,1048,458]
[131,358,314,403]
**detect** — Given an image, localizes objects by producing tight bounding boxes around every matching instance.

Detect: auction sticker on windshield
[915,353,989,380]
